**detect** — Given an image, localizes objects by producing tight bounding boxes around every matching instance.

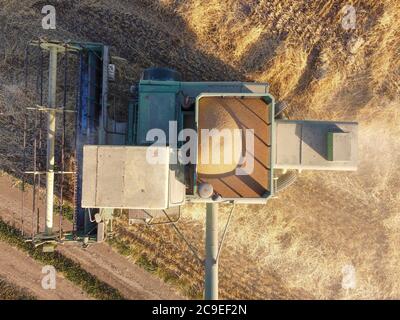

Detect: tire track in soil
[0,241,91,300]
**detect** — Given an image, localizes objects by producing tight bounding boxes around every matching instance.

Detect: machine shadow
[52,0,245,82]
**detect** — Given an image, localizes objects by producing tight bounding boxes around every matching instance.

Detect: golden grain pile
[1,0,399,299]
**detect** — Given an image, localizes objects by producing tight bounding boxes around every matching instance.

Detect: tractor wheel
[141,67,182,81]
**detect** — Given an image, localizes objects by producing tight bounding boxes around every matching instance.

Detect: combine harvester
[22,39,358,300]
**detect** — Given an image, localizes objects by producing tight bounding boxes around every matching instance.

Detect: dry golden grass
[168,0,400,299]
[1,0,399,299]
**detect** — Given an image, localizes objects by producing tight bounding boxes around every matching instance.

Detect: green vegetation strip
[0,277,36,300]
[60,204,200,298]
[63,204,201,298]
[108,236,203,299]
[0,219,125,300]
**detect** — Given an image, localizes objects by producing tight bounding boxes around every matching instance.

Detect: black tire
[141,67,182,81]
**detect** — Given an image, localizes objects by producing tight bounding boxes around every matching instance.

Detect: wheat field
[0,0,399,299]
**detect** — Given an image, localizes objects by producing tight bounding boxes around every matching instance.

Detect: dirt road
[0,241,90,300]
[0,173,182,300]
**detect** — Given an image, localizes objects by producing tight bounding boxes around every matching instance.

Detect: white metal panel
[123,146,169,209]
[81,146,98,208]
[96,146,125,207]
[275,121,301,166]
[82,146,170,209]
[275,120,358,171]
[329,132,352,161]
[301,123,327,166]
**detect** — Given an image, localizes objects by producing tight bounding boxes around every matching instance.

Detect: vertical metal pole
[73,51,82,235]
[45,46,57,236]
[21,114,27,236]
[59,46,68,240]
[32,112,38,238]
[205,203,218,300]
[99,45,109,145]
[37,42,44,235]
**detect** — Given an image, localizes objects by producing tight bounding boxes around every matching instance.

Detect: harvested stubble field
[0,0,399,299]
